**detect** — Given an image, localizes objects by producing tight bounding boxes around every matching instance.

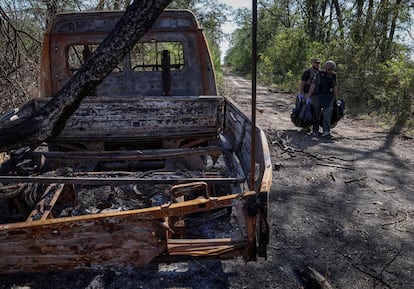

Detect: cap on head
[311,58,321,63]
[324,60,336,69]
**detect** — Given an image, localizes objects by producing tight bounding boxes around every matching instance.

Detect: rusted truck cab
[41,9,219,150]
[0,10,272,273]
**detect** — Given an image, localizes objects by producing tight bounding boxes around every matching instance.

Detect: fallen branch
[270,137,325,160]
[344,176,367,184]
[351,264,392,289]
[381,211,409,226]
[316,162,355,170]
[297,266,333,289]
[351,244,403,289]
[270,135,352,163]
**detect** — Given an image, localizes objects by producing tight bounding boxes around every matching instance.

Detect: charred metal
[0,10,272,273]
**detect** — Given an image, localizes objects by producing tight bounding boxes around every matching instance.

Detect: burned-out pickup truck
[0,10,272,273]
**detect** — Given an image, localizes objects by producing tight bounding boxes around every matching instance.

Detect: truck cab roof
[40,9,217,98]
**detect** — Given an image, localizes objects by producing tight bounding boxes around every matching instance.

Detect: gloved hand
[305,98,312,105]
[298,93,304,100]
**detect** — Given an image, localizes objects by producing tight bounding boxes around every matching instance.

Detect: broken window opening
[67,44,124,74]
[131,41,184,72]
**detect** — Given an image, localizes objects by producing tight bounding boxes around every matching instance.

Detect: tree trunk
[0,0,172,152]
[377,0,390,61]
[353,0,364,43]
[364,0,374,38]
[305,0,318,40]
[45,0,57,28]
[332,0,344,40]
[386,0,402,58]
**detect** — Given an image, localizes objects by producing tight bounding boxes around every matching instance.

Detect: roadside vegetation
[224,0,414,137]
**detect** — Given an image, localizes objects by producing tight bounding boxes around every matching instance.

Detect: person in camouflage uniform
[298,58,320,133]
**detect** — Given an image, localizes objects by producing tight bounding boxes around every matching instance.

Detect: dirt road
[1,73,413,289]
[223,72,414,289]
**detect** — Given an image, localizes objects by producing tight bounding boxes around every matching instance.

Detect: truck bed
[0,96,271,273]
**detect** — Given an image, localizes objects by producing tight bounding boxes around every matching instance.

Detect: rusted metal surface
[30,146,223,161]
[51,96,223,142]
[168,238,246,256]
[223,97,272,257]
[0,175,246,186]
[40,10,217,98]
[0,217,166,273]
[223,97,272,193]
[0,9,272,273]
[0,191,254,273]
[26,183,65,222]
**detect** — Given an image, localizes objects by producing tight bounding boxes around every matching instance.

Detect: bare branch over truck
[0,0,172,152]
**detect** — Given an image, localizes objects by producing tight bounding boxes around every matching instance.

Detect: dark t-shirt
[317,71,337,95]
[317,71,337,108]
[301,67,318,93]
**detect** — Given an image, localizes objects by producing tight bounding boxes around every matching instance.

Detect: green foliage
[224,26,252,75]
[260,28,309,86]
[208,40,223,84]
[168,0,229,80]
[370,57,414,133]
[225,0,414,135]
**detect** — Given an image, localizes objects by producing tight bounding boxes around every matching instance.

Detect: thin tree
[0,0,172,152]
[0,6,42,111]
